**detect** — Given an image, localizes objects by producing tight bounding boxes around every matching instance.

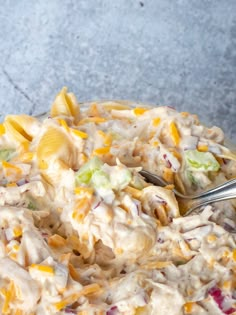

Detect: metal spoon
[139,170,236,217]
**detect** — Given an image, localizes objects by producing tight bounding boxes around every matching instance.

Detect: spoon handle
[192,178,236,198]
[183,179,236,216]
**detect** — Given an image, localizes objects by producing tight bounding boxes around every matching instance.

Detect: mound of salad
[0,87,235,315]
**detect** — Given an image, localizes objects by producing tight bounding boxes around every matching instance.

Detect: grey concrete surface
[0,1,235,140]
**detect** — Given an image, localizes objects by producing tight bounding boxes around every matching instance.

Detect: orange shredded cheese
[38,159,48,170]
[54,284,100,311]
[19,141,30,153]
[72,211,85,223]
[133,108,148,116]
[89,103,100,116]
[12,244,20,251]
[164,184,175,190]
[222,280,232,290]
[222,250,230,258]
[71,128,88,139]
[9,253,17,260]
[48,234,67,248]
[163,167,174,183]
[58,118,69,132]
[168,148,182,160]
[184,302,195,314]
[215,156,224,165]
[18,151,35,163]
[150,140,159,147]
[74,186,94,197]
[97,130,112,146]
[72,198,91,223]
[68,263,81,281]
[124,186,142,199]
[79,152,88,164]
[207,234,217,243]
[170,121,180,146]
[152,117,161,127]
[93,147,110,155]
[13,227,22,238]
[30,264,54,275]
[0,281,15,314]
[2,161,22,179]
[6,182,17,187]
[115,248,124,255]
[197,144,208,152]
[2,161,22,173]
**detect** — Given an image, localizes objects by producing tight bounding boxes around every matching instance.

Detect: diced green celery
[110,168,132,190]
[0,148,15,161]
[186,170,199,185]
[75,156,103,185]
[91,170,111,189]
[184,150,220,172]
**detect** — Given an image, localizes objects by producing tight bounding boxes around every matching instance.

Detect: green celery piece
[186,170,199,185]
[110,168,132,190]
[0,149,15,161]
[91,170,111,189]
[75,156,103,185]
[184,150,220,172]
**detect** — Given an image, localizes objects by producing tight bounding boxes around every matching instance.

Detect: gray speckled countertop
[0,1,235,140]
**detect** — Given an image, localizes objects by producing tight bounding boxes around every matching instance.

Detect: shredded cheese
[133,108,148,116]
[152,117,161,127]
[93,147,110,155]
[71,128,88,139]
[29,264,54,275]
[169,121,180,146]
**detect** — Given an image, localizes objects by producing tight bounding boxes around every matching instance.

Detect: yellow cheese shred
[133,108,148,116]
[30,264,54,275]
[13,227,22,238]
[93,147,110,155]
[97,130,112,146]
[184,302,195,314]
[152,117,161,127]
[74,186,94,197]
[54,283,100,311]
[197,144,208,152]
[48,234,67,248]
[169,121,180,146]
[71,128,88,139]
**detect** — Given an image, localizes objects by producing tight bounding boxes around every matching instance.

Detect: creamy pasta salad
[0,88,235,315]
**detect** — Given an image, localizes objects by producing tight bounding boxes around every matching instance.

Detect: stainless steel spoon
[139,170,236,217]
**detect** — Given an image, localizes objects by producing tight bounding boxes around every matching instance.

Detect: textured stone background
[0,1,235,140]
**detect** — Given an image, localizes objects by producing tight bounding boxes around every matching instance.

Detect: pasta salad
[0,88,235,315]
